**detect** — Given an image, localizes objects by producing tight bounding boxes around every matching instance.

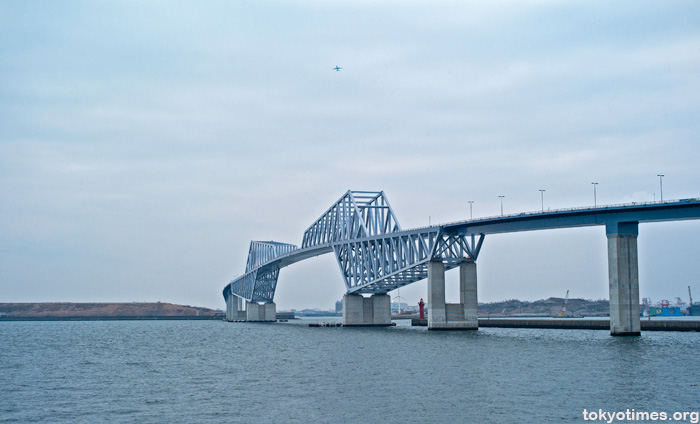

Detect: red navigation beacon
[419,298,425,319]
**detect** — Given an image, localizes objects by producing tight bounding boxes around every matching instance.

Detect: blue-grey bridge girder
[225,190,482,302]
[228,241,298,302]
[300,190,482,293]
[302,190,402,248]
[440,198,700,237]
[224,192,700,304]
[333,228,483,294]
[225,227,483,301]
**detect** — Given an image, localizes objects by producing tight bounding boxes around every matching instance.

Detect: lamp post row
[592,182,598,207]
[463,175,664,220]
[539,189,545,212]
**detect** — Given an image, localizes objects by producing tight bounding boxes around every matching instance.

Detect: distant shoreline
[0,302,224,321]
[0,315,224,322]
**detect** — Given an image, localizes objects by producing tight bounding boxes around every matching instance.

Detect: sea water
[1,319,699,423]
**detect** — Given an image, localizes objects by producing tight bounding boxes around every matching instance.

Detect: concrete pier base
[607,222,641,336]
[246,302,260,321]
[263,302,276,322]
[371,294,391,325]
[427,262,446,328]
[245,301,276,322]
[237,297,246,320]
[225,293,247,321]
[428,261,478,330]
[459,261,479,328]
[225,293,234,321]
[342,294,392,326]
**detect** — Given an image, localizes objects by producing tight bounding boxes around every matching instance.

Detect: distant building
[335,300,343,314]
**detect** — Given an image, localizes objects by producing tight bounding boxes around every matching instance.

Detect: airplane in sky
[333,66,342,71]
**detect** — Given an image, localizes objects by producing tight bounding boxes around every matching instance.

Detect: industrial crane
[689,286,700,316]
[690,286,694,306]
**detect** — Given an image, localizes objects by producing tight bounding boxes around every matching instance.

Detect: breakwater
[410,318,700,331]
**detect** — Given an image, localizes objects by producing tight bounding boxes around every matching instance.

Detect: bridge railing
[420,197,700,231]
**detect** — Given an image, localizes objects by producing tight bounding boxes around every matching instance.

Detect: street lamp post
[468,201,474,219]
[539,189,545,212]
[657,174,664,202]
[498,195,505,216]
[592,182,598,207]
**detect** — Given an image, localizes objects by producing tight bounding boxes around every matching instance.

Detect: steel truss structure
[225,191,483,303]
[229,241,298,302]
[337,230,484,294]
[302,191,402,247]
[225,193,700,304]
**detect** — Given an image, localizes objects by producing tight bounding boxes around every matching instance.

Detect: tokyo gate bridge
[223,190,700,335]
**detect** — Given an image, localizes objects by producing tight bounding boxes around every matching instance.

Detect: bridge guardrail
[226,195,700,301]
[416,198,700,231]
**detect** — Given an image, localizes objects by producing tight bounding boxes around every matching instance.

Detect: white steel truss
[224,191,484,303]
[302,191,401,248]
[224,194,700,305]
[229,241,297,302]
[245,241,297,273]
[335,229,484,294]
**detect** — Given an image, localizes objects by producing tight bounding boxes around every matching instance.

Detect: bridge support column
[460,261,479,328]
[607,222,641,336]
[263,302,276,322]
[428,261,446,328]
[237,297,246,320]
[246,301,260,321]
[245,301,276,322]
[226,294,247,321]
[371,294,391,325]
[225,293,233,321]
[428,260,478,330]
[342,294,391,326]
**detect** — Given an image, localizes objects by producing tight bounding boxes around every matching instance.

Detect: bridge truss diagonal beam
[334,230,485,294]
[302,190,402,248]
[224,190,491,303]
[224,192,700,308]
[228,241,298,303]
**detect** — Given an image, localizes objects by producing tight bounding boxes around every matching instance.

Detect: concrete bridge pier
[460,261,479,328]
[607,222,641,336]
[225,294,247,321]
[225,293,234,321]
[427,260,478,330]
[246,301,276,322]
[342,294,392,326]
[236,296,245,320]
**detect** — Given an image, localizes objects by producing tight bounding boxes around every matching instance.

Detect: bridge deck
[225,197,700,302]
[246,198,700,273]
[444,198,700,235]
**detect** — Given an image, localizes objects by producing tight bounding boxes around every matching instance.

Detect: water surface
[2,319,698,423]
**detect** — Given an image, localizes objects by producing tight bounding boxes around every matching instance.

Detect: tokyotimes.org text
[583,409,700,423]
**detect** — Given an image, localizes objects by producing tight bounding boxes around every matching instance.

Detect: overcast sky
[2,1,700,311]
